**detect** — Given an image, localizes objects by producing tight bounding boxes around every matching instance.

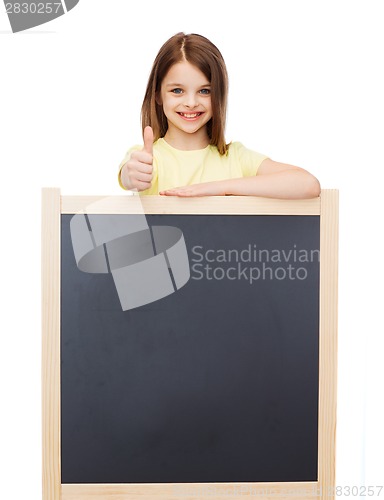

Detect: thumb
[142,126,154,155]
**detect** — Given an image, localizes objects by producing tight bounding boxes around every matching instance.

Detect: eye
[171,88,183,94]
[199,88,211,95]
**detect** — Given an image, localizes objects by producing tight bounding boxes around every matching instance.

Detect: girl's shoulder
[226,142,269,176]
[222,142,254,159]
[227,141,250,152]
[228,141,267,158]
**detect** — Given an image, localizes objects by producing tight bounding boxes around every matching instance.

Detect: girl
[118,33,320,199]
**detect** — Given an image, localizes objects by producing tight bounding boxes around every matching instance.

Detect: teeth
[180,113,201,118]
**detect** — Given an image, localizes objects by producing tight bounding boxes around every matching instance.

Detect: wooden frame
[42,189,338,500]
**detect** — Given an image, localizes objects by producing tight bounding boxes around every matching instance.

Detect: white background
[1,0,383,498]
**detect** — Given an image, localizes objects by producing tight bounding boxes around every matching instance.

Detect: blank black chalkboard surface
[42,190,338,500]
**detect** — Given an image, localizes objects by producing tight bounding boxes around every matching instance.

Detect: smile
[177,112,203,119]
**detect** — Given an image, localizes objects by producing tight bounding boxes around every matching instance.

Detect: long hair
[141,32,229,155]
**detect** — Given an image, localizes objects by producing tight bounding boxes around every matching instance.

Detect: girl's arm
[222,158,321,198]
[160,159,321,199]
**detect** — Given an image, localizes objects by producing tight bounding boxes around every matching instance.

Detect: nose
[184,92,199,108]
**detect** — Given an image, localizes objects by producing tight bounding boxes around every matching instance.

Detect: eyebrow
[165,83,211,87]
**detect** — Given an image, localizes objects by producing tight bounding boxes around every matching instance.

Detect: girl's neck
[163,127,210,151]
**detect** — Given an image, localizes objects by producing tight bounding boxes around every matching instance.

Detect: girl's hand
[120,126,153,191]
[159,181,227,197]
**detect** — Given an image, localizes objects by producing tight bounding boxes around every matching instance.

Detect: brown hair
[141,32,229,155]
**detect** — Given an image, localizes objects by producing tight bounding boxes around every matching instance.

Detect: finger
[142,126,154,155]
[137,180,152,191]
[135,172,153,183]
[159,189,183,197]
[131,151,153,166]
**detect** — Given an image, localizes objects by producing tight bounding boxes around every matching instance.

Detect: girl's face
[158,61,212,148]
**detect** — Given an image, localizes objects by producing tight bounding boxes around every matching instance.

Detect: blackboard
[61,212,319,483]
[42,191,338,500]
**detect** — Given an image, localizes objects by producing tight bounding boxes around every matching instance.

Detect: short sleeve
[234,142,269,177]
[117,145,158,194]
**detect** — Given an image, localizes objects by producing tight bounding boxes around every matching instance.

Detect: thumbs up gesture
[120,126,154,191]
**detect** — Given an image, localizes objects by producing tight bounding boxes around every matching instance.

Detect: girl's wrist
[220,179,235,196]
[213,179,230,196]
